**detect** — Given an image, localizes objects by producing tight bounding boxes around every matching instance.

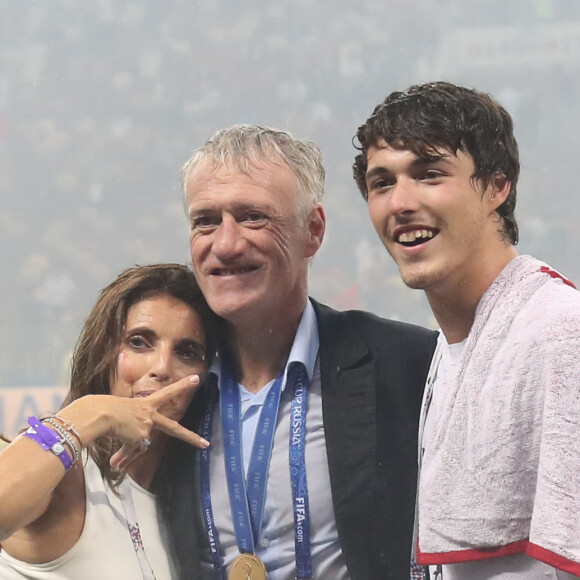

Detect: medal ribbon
[221,365,284,553]
[199,383,227,579]
[288,363,312,579]
[245,369,285,544]
[200,362,312,579]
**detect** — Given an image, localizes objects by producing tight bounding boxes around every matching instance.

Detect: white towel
[417,255,580,577]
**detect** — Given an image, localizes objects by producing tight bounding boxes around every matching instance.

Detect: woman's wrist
[42,417,81,464]
[23,416,75,470]
[54,395,112,447]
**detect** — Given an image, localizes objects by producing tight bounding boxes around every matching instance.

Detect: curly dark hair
[353,81,520,245]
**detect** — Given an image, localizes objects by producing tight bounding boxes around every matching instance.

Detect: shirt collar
[208,301,319,390]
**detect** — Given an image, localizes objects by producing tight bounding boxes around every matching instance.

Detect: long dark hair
[65,263,218,487]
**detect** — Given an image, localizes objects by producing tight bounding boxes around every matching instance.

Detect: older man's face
[185,158,324,326]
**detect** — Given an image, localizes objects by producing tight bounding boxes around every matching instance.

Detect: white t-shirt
[424,338,578,580]
[0,453,177,579]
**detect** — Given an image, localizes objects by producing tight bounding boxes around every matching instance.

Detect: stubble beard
[396,258,448,292]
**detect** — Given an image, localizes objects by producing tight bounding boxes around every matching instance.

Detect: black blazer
[160,300,437,580]
[312,300,436,579]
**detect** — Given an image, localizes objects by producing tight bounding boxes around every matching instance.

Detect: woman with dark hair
[0,263,216,579]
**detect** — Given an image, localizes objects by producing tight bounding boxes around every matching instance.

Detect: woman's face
[111,293,207,420]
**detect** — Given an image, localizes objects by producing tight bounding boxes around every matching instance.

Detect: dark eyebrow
[417,151,453,164]
[124,326,157,338]
[365,166,392,183]
[365,152,453,182]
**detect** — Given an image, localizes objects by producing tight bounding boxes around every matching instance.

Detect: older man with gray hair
[164,124,436,580]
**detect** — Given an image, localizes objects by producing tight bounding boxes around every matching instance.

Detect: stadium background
[1,0,579,436]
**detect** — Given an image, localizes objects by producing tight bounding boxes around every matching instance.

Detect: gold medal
[228,553,267,580]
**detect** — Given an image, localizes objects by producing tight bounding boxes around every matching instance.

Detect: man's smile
[394,226,439,247]
[211,265,259,276]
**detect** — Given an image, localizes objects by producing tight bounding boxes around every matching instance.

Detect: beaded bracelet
[50,414,83,447]
[24,416,73,471]
[42,418,81,464]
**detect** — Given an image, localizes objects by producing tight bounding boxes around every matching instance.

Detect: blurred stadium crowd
[1,0,579,391]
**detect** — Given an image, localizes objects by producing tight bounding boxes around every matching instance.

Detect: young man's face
[185,157,324,326]
[365,140,503,295]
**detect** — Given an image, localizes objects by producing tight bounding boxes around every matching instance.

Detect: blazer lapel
[311,300,378,524]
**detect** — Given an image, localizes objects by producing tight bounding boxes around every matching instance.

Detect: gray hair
[181,124,325,223]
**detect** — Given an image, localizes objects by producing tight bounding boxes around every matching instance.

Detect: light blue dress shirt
[199,302,350,580]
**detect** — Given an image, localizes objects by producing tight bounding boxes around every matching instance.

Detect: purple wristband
[24,416,73,470]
